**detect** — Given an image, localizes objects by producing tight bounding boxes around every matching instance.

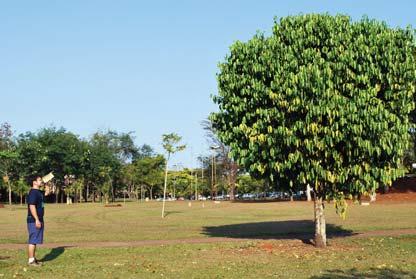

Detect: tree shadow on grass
[39,246,70,262]
[309,267,416,279]
[202,220,355,244]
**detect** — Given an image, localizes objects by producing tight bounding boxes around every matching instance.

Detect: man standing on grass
[27,175,50,266]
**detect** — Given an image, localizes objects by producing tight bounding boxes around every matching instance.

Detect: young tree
[211,14,416,247]
[0,123,18,205]
[12,178,30,205]
[161,133,186,218]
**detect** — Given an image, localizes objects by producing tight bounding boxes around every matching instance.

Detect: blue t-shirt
[27,189,44,223]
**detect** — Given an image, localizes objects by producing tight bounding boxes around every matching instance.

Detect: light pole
[210,145,220,200]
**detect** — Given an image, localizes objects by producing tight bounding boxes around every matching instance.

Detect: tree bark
[314,196,327,248]
[370,191,377,202]
[306,184,312,202]
[86,184,90,202]
[162,158,169,218]
[229,163,237,201]
[8,181,12,206]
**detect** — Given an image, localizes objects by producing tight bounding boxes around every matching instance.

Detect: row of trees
[0,122,265,205]
[0,124,166,204]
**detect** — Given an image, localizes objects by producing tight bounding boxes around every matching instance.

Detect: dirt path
[1,228,415,250]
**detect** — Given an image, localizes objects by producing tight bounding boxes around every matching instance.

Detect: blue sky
[1,0,415,168]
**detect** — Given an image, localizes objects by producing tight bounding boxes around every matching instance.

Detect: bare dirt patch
[374,192,416,203]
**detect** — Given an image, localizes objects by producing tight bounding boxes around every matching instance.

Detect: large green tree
[211,14,416,247]
[16,127,87,203]
[134,154,165,200]
[84,130,136,202]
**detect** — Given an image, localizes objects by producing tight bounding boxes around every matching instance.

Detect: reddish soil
[375,192,416,203]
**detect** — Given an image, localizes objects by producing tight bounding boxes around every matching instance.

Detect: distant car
[242,193,255,199]
[268,192,280,199]
[215,195,225,200]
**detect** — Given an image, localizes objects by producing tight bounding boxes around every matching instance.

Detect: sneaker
[28,261,42,267]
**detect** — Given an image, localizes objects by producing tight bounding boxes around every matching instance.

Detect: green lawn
[1,200,416,244]
[0,200,415,278]
[1,236,415,278]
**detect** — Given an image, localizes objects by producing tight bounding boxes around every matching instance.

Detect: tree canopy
[211,14,416,247]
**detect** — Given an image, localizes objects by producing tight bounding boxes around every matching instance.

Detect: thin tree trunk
[162,157,169,218]
[86,184,90,203]
[111,183,115,203]
[20,193,23,206]
[228,163,237,201]
[136,186,139,202]
[314,196,327,248]
[60,187,64,203]
[8,181,12,206]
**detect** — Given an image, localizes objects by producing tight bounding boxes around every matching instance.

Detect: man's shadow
[40,246,70,262]
[202,220,355,244]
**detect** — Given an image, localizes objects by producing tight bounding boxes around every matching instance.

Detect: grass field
[1,199,415,278]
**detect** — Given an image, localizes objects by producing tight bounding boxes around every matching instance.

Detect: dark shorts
[27,222,44,245]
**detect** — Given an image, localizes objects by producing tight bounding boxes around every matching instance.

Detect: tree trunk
[314,196,327,248]
[8,181,12,206]
[111,184,115,203]
[20,193,23,206]
[228,163,237,201]
[136,186,139,202]
[60,187,64,204]
[306,184,312,202]
[86,184,90,202]
[162,158,169,218]
[370,191,377,202]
